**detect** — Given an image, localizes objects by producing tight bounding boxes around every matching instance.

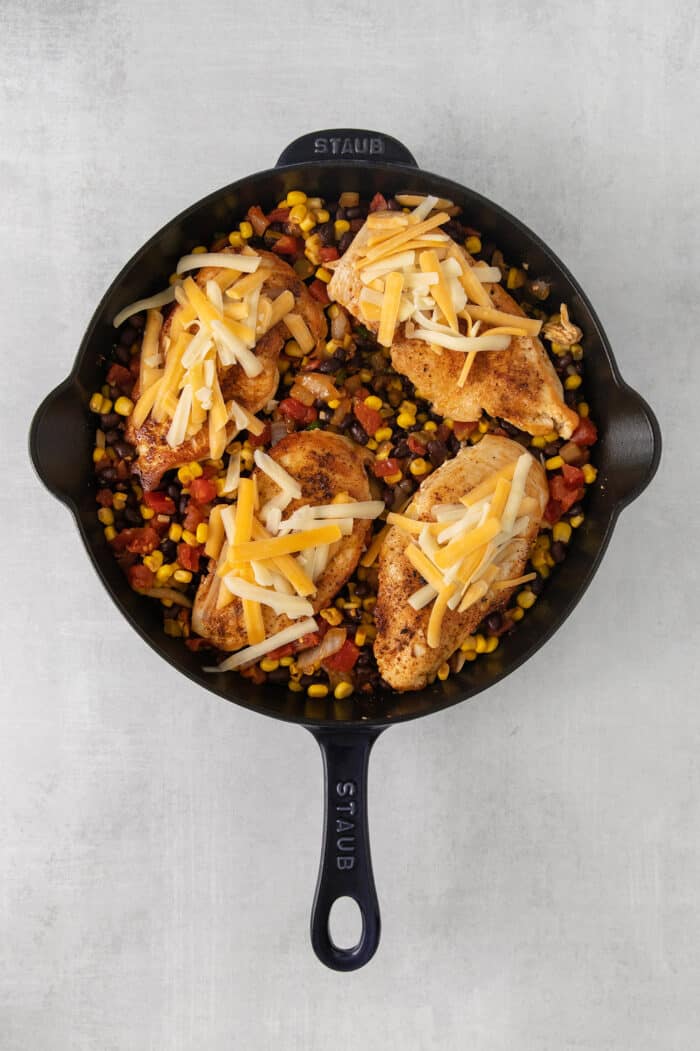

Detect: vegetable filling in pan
[91,190,598,700]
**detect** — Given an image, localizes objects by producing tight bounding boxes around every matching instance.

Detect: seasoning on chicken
[126,249,326,490]
[192,431,378,654]
[327,212,578,439]
[373,435,548,691]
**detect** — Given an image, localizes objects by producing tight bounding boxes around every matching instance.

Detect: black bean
[113,345,131,365]
[568,501,583,517]
[348,420,368,445]
[485,612,502,634]
[544,442,560,457]
[166,483,180,501]
[130,313,145,331]
[448,434,461,454]
[345,206,363,219]
[179,495,189,515]
[426,439,447,467]
[159,539,177,562]
[331,346,347,363]
[530,574,545,595]
[551,541,567,564]
[316,358,338,374]
[498,418,522,438]
[354,581,369,597]
[119,326,138,348]
[100,411,121,429]
[114,441,135,460]
[443,220,465,241]
[392,439,410,458]
[97,465,117,482]
[104,429,120,445]
[125,508,142,525]
[387,198,401,211]
[558,353,573,368]
[335,207,346,221]
[316,221,334,246]
[338,232,354,254]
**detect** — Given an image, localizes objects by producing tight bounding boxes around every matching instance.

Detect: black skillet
[29,129,661,971]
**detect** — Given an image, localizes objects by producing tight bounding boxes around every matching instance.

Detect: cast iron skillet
[30,129,661,971]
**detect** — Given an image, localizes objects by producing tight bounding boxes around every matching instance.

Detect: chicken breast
[374,435,548,692]
[126,250,327,489]
[327,219,577,438]
[192,431,374,651]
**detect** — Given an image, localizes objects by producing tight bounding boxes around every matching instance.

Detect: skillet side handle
[309,727,384,971]
[609,385,662,510]
[277,129,418,168]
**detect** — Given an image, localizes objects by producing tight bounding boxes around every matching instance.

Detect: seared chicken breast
[327,219,577,439]
[192,431,373,651]
[374,436,548,692]
[126,250,327,489]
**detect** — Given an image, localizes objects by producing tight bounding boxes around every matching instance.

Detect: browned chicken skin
[327,219,578,439]
[191,431,373,652]
[126,250,327,490]
[373,436,548,692]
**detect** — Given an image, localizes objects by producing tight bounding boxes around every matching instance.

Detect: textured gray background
[2,0,698,1048]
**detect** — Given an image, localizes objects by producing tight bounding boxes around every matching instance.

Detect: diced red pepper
[142,490,176,515]
[96,488,113,507]
[453,421,477,441]
[353,398,382,436]
[128,564,155,591]
[373,457,401,478]
[319,246,339,263]
[561,464,585,489]
[177,543,202,573]
[106,363,134,391]
[246,205,270,237]
[369,192,388,212]
[407,434,427,455]
[570,417,598,447]
[248,421,271,448]
[111,526,160,554]
[309,279,330,305]
[544,498,563,525]
[190,477,217,504]
[183,502,205,532]
[265,642,295,660]
[272,234,302,257]
[279,397,317,424]
[266,207,290,223]
[324,639,360,673]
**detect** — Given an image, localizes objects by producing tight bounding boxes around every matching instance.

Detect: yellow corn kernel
[577,401,590,418]
[545,455,564,470]
[101,384,111,398]
[286,190,307,206]
[424,420,437,432]
[511,606,524,622]
[465,235,482,254]
[92,447,106,463]
[437,663,450,681]
[473,634,486,654]
[460,636,476,653]
[565,374,582,390]
[409,458,429,477]
[571,343,584,361]
[103,525,116,541]
[364,395,382,411]
[530,436,547,448]
[156,563,175,584]
[315,208,330,223]
[316,267,332,283]
[228,231,244,247]
[181,529,198,547]
[400,400,417,414]
[507,267,526,289]
[177,466,192,485]
[325,398,340,411]
[334,219,350,237]
[320,607,343,626]
[143,550,164,572]
[163,620,182,637]
[89,392,104,413]
[478,420,490,433]
[96,428,106,449]
[359,368,372,383]
[132,482,143,499]
[334,682,354,700]
[114,396,134,416]
[168,523,183,542]
[285,339,304,359]
[550,341,567,356]
[396,412,416,429]
[260,658,279,673]
[195,522,209,544]
[140,505,155,520]
[355,628,368,647]
[470,432,483,444]
[384,470,402,485]
[173,569,192,584]
[188,461,203,478]
[307,683,328,699]
[112,492,127,510]
[374,427,392,441]
[366,438,378,451]
[97,507,114,526]
[299,214,316,233]
[288,680,304,692]
[239,220,253,240]
[443,418,454,430]
[582,464,597,485]
[484,636,499,654]
[570,513,585,528]
[463,650,478,661]
[280,656,294,667]
[517,590,537,609]
[288,203,307,224]
[193,245,209,255]
[288,661,301,679]
[240,448,254,470]
[553,521,572,544]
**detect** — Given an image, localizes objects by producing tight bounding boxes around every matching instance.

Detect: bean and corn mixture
[91,189,598,706]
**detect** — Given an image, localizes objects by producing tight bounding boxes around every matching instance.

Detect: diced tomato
[453,421,477,441]
[247,205,270,236]
[319,246,339,263]
[267,207,290,223]
[561,464,585,489]
[96,488,113,507]
[111,526,160,554]
[279,397,317,424]
[544,498,563,525]
[272,234,302,257]
[128,564,155,591]
[309,279,330,305]
[548,476,584,516]
[266,642,295,660]
[182,502,205,532]
[106,363,134,391]
[248,421,271,448]
[177,543,202,572]
[142,490,176,515]
[185,637,211,652]
[407,434,426,455]
[369,192,388,212]
[373,457,401,478]
[324,639,360,673]
[190,477,217,504]
[570,417,598,447]
[353,398,382,436]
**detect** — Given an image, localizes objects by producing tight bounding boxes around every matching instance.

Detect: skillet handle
[277,129,418,168]
[309,727,383,970]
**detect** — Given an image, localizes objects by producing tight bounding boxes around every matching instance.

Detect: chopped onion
[295,628,347,673]
[112,286,176,329]
[472,265,502,283]
[176,252,260,275]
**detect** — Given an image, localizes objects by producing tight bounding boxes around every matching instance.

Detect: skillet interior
[30,157,660,727]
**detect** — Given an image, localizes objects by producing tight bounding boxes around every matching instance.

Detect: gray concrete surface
[1,0,697,1047]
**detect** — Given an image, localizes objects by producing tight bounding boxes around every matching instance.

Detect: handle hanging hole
[328,896,364,952]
